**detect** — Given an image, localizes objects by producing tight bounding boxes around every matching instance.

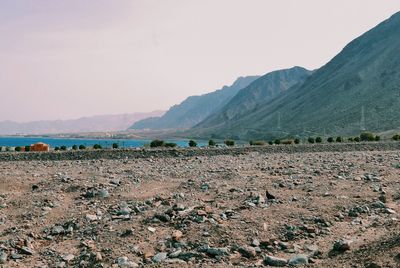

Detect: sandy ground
[0,150,399,267]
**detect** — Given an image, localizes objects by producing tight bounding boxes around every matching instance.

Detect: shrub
[208,140,216,146]
[360,132,375,142]
[294,138,300,144]
[164,142,177,148]
[72,145,78,150]
[224,140,235,146]
[112,143,119,149]
[375,136,381,141]
[354,137,360,142]
[327,137,334,143]
[15,146,22,152]
[93,144,102,150]
[5,147,10,152]
[336,137,343,143]
[54,146,60,151]
[274,139,281,145]
[150,140,165,148]
[25,145,31,152]
[79,145,86,150]
[315,137,322,143]
[348,137,354,142]
[282,140,293,145]
[60,145,67,151]
[268,141,274,145]
[250,140,266,146]
[392,134,400,141]
[188,140,197,147]
[308,137,315,144]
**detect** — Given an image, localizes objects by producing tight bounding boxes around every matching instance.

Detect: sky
[1,1,399,122]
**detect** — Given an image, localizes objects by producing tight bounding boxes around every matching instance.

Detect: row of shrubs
[149,139,236,148]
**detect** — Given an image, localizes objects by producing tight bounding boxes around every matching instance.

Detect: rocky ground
[0,150,400,267]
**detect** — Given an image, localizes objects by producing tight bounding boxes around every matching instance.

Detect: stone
[264,255,288,267]
[288,254,308,266]
[333,239,352,252]
[147,226,156,233]
[238,246,257,258]
[62,254,75,262]
[98,189,109,198]
[152,252,168,263]
[52,226,65,235]
[117,256,138,267]
[0,251,7,264]
[86,214,98,221]
[20,246,35,255]
[172,230,183,241]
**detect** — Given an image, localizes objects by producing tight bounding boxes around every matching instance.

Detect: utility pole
[360,106,366,131]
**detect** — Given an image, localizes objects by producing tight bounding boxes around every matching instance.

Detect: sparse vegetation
[150,140,165,148]
[188,140,197,147]
[164,142,177,148]
[249,140,266,146]
[336,137,343,143]
[360,132,375,142]
[348,137,354,142]
[294,138,300,144]
[354,137,360,142]
[208,140,216,146]
[375,136,381,141]
[224,140,235,146]
[393,134,400,141]
[60,145,67,151]
[112,143,119,149]
[282,140,293,145]
[327,137,334,143]
[72,145,78,150]
[54,147,60,151]
[79,145,86,150]
[308,137,315,144]
[315,137,322,143]
[15,146,22,152]
[25,145,31,152]
[268,141,274,145]
[274,139,281,145]
[93,144,102,150]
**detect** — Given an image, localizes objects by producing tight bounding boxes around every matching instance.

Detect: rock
[264,255,288,266]
[62,254,75,262]
[86,214,98,221]
[252,238,260,247]
[333,239,352,252]
[238,246,257,258]
[172,230,183,241]
[147,226,156,233]
[266,190,276,200]
[384,208,396,214]
[152,252,168,263]
[0,251,7,264]
[288,254,308,266]
[98,189,109,198]
[200,246,229,257]
[52,226,65,235]
[117,256,138,267]
[371,201,386,209]
[20,246,35,255]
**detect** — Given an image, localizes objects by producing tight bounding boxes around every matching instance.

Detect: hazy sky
[1,1,399,122]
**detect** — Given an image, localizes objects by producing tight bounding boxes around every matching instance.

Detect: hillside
[0,111,164,135]
[190,11,400,140]
[129,76,260,130]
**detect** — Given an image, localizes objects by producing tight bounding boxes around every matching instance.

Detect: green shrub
[336,137,343,143]
[72,145,78,150]
[15,146,22,152]
[268,141,274,145]
[274,139,281,145]
[79,145,86,150]
[112,143,119,149]
[250,140,266,146]
[348,137,354,142]
[5,147,11,152]
[315,137,322,143]
[188,140,197,147]
[354,137,360,142]
[54,146,60,151]
[327,137,334,143]
[93,144,102,149]
[25,145,31,152]
[208,140,216,146]
[360,132,375,142]
[308,137,315,144]
[282,140,293,145]
[392,134,400,141]
[294,138,300,144]
[164,142,177,148]
[224,140,235,146]
[60,145,67,151]
[375,136,381,141]
[150,140,165,148]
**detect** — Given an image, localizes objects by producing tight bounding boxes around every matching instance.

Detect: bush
[72,145,78,150]
[112,143,119,149]
[327,137,334,143]
[336,137,343,143]
[294,138,300,144]
[308,137,315,144]
[25,145,31,152]
[15,146,22,152]
[60,145,67,151]
[208,140,216,146]
[5,147,11,152]
[224,140,235,146]
[79,145,86,150]
[150,140,165,148]
[392,134,400,141]
[375,136,381,141]
[93,144,102,149]
[348,137,354,142]
[188,140,197,147]
[354,137,360,142]
[164,142,177,148]
[54,146,60,151]
[282,140,293,145]
[360,132,375,142]
[249,140,266,146]
[274,139,281,145]
[315,137,322,143]
[268,141,274,145]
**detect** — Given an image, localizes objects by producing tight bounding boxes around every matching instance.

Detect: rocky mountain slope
[0,111,164,135]
[129,76,260,130]
[190,12,400,140]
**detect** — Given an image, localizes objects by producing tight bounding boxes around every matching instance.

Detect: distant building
[30,142,50,152]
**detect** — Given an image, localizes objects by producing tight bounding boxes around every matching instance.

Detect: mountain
[194,66,312,129]
[0,111,164,135]
[190,11,400,140]
[129,76,260,130]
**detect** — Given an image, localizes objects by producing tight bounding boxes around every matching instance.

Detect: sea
[0,137,206,148]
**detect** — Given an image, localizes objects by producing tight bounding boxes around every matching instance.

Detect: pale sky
[1,1,399,122]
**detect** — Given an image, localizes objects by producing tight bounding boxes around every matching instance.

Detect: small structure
[30,142,50,152]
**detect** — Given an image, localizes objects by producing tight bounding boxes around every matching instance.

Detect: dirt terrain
[0,149,400,267]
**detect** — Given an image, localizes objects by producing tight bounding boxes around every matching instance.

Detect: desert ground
[0,148,400,267]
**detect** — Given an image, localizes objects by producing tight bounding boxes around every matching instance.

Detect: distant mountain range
[129,76,260,130]
[187,11,400,140]
[0,111,164,135]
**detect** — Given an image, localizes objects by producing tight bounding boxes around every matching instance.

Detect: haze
[1,0,399,122]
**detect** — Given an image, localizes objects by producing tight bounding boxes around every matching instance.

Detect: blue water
[0,137,206,148]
